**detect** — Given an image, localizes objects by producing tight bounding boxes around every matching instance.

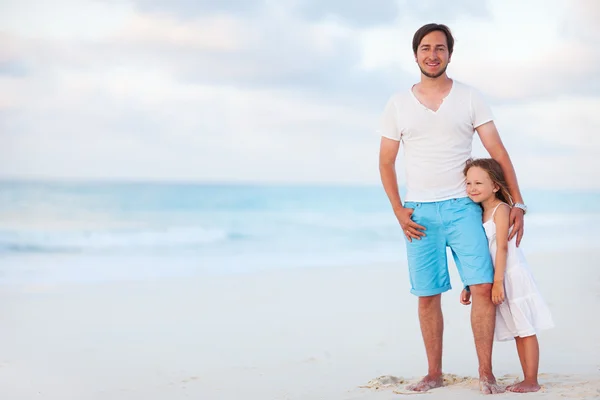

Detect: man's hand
[394,207,426,242]
[460,288,471,305]
[508,207,524,246]
[491,282,505,305]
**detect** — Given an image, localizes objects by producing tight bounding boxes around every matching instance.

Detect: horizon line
[0,176,385,188]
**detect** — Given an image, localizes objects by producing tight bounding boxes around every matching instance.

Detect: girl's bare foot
[406,374,444,392]
[507,380,541,393]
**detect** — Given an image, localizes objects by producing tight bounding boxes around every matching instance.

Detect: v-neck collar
[410,79,455,114]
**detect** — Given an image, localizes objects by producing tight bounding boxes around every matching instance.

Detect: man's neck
[417,74,452,91]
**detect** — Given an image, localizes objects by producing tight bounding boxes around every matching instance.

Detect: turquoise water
[1,181,599,284]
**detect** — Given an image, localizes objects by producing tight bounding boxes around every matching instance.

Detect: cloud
[0,0,598,188]
[0,9,410,111]
[0,0,497,106]
[116,9,395,100]
[356,0,600,103]
[0,34,31,78]
[450,41,600,102]
[448,0,600,101]
[511,153,598,190]
[495,97,600,153]
[466,95,600,190]
[0,0,134,40]
[0,60,28,77]
[117,13,246,51]
[396,0,490,21]
[131,0,265,18]
[131,0,402,27]
[297,0,399,27]
[131,0,491,27]
[0,62,382,183]
[561,0,600,43]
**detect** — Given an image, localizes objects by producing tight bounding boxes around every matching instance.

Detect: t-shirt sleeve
[470,88,494,128]
[378,97,402,141]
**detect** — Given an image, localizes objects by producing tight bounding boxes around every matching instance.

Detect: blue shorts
[404,197,493,297]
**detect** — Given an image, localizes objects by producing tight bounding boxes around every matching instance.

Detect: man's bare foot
[406,374,444,392]
[479,374,505,394]
[506,380,541,393]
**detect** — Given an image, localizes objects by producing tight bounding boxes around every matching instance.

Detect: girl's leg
[507,336,527,390]
[507,335,541,393]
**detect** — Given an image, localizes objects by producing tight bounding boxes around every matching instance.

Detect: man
[378,23,527,394]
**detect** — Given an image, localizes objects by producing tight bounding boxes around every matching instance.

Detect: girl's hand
[491,282,505,305]
[460,288,471,305]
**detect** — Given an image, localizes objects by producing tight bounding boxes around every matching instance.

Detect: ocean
[1,181,599,285]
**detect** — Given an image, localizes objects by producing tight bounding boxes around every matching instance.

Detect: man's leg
[469,283,503,394]
[403,201,448,392]
[444,197,503,394]
[407,294,444,391]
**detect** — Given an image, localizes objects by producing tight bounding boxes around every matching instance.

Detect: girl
[460,158,554,393]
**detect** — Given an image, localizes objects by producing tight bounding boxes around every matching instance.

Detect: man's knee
[469,283,492,297]
[418,293,442,309]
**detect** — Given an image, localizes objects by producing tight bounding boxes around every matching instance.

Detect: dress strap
[491,202,509,218]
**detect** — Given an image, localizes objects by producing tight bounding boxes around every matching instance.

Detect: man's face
[415,31,451,79]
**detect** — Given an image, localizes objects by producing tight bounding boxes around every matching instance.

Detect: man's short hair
[412,23,454,55]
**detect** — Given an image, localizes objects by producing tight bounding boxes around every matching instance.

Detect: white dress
[484,203,554,342]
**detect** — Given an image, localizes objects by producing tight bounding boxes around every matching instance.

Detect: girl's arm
[493,204,511,281]
[492,204,511,304]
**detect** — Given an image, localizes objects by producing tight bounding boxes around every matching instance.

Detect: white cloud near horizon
[0,0,599,189]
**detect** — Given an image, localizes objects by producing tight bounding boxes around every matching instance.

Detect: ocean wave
[0,226,234,253]
[526,212,600,226]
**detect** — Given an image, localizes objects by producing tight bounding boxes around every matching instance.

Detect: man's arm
[476,121,526,246]
[379,137,403,212]
[379,137,425,242]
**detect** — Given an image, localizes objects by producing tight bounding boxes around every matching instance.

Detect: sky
[0,0,598,188]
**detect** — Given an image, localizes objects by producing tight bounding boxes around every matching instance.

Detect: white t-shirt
[379,80,494,202]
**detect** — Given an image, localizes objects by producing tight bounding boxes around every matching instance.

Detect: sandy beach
[0,249,598,400]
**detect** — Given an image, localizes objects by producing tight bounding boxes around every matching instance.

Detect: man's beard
[418,63,447,78]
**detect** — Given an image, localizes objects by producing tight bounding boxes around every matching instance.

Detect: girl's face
[465,166,498,203]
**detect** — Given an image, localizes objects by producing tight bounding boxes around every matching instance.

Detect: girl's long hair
[463,158,514,206]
